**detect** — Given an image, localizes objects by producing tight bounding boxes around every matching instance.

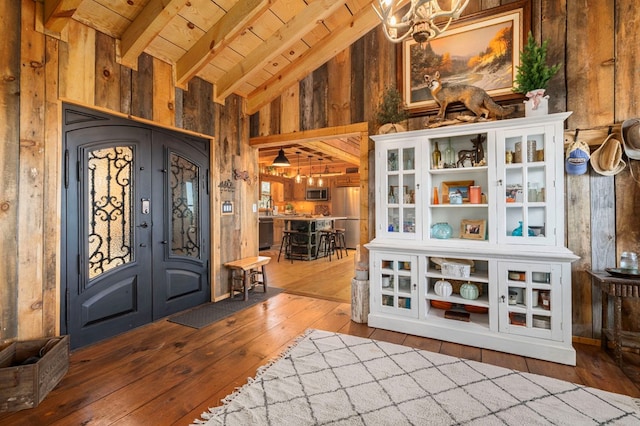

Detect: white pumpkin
[434,280,453,297]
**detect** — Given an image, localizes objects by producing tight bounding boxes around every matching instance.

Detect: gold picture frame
[442,180,474,203]
[399,0,530,115]
[461,219,486,240]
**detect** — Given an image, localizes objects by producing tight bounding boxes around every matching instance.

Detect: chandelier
[373,0,470,44]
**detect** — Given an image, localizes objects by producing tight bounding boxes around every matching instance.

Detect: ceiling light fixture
[373,0,470,44]
[307,155,314,186]
[272,147,290,167]
[295,151,302,184]
[317,157,324,187]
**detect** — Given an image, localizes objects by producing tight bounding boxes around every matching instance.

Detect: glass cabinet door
[496,126,556,245]
[498,261,562,341]
[379,143,419,239]
[373,253,418,318]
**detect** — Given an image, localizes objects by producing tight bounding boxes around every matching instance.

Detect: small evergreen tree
[376,87,408,125]
[513,32,561,94]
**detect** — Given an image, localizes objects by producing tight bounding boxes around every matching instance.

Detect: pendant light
[295,151,302,184]
[317,157,324,187]
[272,147,290,167]
[307,155,314,186]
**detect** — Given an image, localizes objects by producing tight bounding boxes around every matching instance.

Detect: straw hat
[621,118,640,160]
[590,133,626,176]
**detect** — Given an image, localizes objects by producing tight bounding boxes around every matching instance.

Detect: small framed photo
[442,180,474,203]
[460,219,486,240]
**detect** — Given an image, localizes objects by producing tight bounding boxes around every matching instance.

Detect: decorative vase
[524,89,549,117]
[460,282,479,300]
[512,221,535,237]
[434,280,453,297]
[431,222,453,239]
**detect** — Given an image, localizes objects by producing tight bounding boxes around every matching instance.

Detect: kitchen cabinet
[335,173,360,187]
[367,113,578,365]
[292,181,306,201]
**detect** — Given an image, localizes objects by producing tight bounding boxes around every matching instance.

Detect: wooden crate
[0,335,69,413]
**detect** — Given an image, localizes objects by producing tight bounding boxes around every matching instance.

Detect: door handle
[138,222,149,228]
[139,243,147,247]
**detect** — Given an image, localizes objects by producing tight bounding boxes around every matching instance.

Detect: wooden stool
[224,256,271,301]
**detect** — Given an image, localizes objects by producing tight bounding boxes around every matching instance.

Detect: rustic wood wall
[1,0,639,343]
[249,0,640,340]
[0,0,258,342]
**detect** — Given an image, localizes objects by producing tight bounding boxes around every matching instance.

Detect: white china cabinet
[367,112,578,365]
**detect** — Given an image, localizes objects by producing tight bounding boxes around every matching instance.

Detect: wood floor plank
[2,256,640,425]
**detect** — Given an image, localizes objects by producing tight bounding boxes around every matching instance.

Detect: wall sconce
[272,147,290,167]
[295,151,302,184]
[373,0,470,43]
[307,155,314,186]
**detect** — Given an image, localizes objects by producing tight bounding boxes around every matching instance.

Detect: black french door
[61,105,210,348]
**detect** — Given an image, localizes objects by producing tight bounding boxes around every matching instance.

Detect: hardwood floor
[2,253,640,425]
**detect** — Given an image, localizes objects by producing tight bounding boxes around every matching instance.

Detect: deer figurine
[456,134,486,168]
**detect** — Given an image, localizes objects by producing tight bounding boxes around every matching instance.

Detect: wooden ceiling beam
[214,0,345,103]
[43,0,82,33]
[119,0,184,70]
[246,5,379,114]
[175,0,273,89]
[303,140,359,165]
[250,123,368,147]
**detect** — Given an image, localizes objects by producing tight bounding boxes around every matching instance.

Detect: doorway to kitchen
[61,105,211,349]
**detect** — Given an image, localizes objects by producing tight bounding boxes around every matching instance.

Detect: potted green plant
[376,87,408,133]
[513,31,561,116]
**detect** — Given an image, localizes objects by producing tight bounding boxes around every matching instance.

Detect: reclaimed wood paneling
[540,0,567,115]
[94,31,121,112]
[18,0,46,339]
[299,73,313,131]
[565,172,592,338]
[182,77,214,136]
[0,0,21,341]
[43,36,61,336]
[350,36,365,124]
[615,0,640,120]
[280,84,300,134]
[311,63,329,129]
[327,48,351,127]
[131,53,153,120]
[59,18,95,105]
[269,97,281,135]
[566,0,614,129]
[258,102,271,136]
[589,172,616,338]
[152,57,175,126]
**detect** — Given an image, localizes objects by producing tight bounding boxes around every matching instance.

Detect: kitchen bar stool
[318,229,343,261]
[277,230,295,263]
[333,228,348,257]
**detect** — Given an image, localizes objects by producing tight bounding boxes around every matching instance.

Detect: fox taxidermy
[424,71,514,120]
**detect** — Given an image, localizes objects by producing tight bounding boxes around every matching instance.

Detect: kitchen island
[281,216,346,260]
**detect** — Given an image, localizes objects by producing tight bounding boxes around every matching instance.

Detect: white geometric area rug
[193,329,640,425]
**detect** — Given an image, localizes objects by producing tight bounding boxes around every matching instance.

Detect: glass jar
[620,252,638,271]
[431,222,453,239]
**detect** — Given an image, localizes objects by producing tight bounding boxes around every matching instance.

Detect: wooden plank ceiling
[44,0,379,115]
[44,0,379,172]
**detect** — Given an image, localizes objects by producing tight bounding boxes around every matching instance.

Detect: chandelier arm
[375,0,469,44]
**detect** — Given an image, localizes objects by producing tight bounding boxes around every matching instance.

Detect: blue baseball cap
[565,140,590,175]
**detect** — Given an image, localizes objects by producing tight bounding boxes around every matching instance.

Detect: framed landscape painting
[400,1,530,115]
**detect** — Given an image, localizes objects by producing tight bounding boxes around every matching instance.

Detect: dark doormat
[168,287,284,329]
